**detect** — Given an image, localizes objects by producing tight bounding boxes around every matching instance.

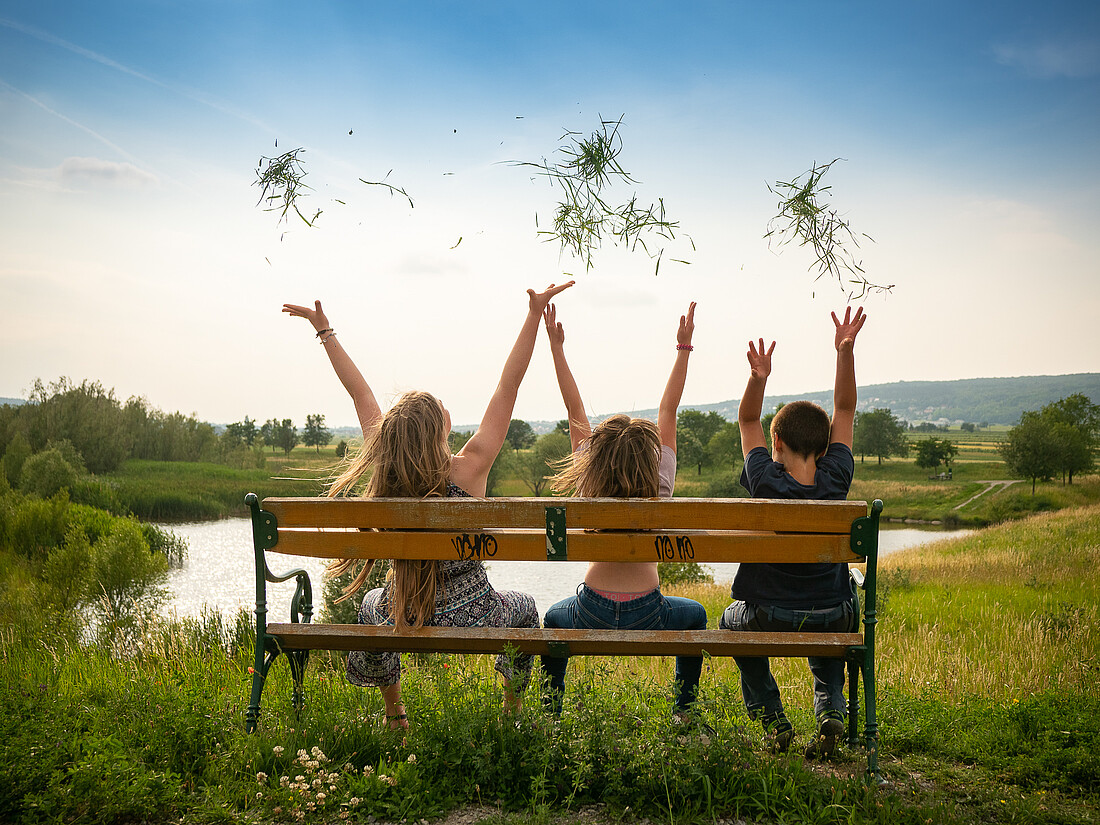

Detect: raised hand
[527,281,575,314]
[832,306,867,352]
[747,338,775,380]
[282,300,331,333]
[677,301,697,347]
[544,304,566,349]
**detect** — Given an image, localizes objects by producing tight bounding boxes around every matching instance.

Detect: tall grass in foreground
[3,507,1100,823]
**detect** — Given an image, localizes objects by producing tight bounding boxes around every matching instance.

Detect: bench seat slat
[267,624,864,658]
[267,528,859,563]
[264,497,867,534]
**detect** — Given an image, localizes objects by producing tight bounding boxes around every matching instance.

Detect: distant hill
[515,373,1100,434]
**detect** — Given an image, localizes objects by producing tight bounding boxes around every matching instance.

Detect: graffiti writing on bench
[654,535,695,561]
[452,533,498,560]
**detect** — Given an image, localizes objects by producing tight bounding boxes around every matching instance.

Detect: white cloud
[56,157,158,189]
[992,39,1100,79]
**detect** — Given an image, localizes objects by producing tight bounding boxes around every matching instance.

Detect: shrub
[658,561,714,586]
[19,448,79,498]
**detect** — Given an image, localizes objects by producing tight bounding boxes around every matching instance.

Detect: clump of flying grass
[254,146,322,228]
[359,170,414,209]
[513,115,692,275]
[765,158,892,299]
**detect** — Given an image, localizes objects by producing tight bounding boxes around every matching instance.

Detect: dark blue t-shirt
[732,443,855,609]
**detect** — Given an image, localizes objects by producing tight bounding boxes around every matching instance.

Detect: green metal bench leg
[847,659,860,747]
[246,642,281,733]
[288,649,310,715]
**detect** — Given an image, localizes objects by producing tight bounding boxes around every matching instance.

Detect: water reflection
[162,519,968,621]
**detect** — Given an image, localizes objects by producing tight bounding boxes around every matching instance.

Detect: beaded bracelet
[320,331,337,344]
[676,344,694,351]
[315,327,333,338]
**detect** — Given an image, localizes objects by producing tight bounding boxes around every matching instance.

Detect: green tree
[24,378,131,473]
[2,432,32,486]
[505,419,536,451]
[678,410,726,448]
[554,419,570,435]
[1039,393,1099,484]
[485,447,515,497]
[1000,412,1059,495]
[448,430,473,453]
[515,431,571,495]
[675,423,705,476]
[303,414,332,453]
[853,408,908,465]
[706,422,742,475]
[276,419,299,456]
[912,437,957,475]
[260,418,279,452]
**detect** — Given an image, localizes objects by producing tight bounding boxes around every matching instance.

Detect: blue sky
[2,1,1098,428]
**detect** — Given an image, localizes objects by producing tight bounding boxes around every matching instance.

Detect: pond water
[161,518,969,621]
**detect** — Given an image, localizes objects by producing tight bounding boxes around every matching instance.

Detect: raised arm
[457,282,575,480]
[829,305,866,448]
[282,300,382,434]
[544,303,591,450]
[737,338,775,458]
[657,302,696,452]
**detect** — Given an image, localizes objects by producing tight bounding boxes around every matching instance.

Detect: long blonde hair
[327,391,452,629]
[550,414,661,498]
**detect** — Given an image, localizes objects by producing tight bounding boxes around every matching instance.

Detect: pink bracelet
[677,344,694,351]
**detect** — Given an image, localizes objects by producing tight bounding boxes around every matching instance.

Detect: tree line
[0,378,336,493]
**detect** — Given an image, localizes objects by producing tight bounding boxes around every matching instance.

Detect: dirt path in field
[954,479,1019,510]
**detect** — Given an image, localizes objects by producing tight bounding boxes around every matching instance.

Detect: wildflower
[317,792,326,802]
[274,807,282,815]
[407,754,417,763]
[295,775,305,783]
[256,772,268,782]
[248,666,255,674]
[350,797,361,806]
[256,792,263,799]
[384,775,398,786]
[339,812,350,820]
[273,746,285,756]
[280,776,290,787]
[362,766,374,776]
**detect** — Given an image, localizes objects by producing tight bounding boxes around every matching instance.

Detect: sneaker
[761,713,794,754]
[805,710,845,759]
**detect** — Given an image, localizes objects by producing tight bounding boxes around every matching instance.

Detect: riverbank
[3,505,1097,824]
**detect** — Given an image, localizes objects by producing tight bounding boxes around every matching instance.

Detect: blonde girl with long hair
[283,281,573,729]
[539,297,708,719]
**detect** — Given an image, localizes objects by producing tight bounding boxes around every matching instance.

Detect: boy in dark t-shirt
[720,306,867,757]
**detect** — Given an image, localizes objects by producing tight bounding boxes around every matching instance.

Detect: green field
[2,506,1097,824]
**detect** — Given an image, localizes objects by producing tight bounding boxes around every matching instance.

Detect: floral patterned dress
[346,482,538,688]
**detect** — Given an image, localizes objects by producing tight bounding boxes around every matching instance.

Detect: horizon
[6,370,1097,432]
[3,3,1099,426]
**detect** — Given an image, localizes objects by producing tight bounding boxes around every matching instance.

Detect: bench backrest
[252,496,880,565]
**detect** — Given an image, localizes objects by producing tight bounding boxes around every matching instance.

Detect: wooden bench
[245,492,884,777]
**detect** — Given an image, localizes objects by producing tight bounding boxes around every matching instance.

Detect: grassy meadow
[3,504,1099,824]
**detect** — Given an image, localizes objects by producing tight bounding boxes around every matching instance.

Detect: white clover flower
[256,792,263,799]
[280,776,289,787]
[316,792,326,802]
[273,746,285,757]
[295,775,305,782]
[350,797,360,806]
[256,772,268,782]
[407,754,417,763]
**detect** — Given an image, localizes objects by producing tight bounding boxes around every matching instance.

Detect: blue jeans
[541,584,708,712]
[719,600,858,721]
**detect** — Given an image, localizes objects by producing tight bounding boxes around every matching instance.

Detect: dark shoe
[805,710,845,759]
[761,712,794,754]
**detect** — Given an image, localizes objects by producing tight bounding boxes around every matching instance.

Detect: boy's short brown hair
[770,400,831,459]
